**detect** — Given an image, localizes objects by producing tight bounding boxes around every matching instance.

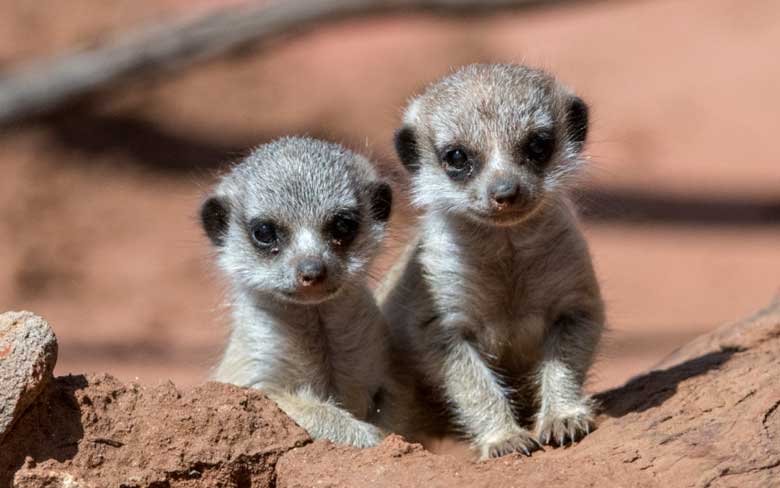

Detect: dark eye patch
[327,210,361,247]
[439,145,478,181]
[247,218,283,254]
[522,130,556,169]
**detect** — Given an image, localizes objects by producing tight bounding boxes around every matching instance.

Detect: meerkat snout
[295,257,327,287]
[488,177,521,208]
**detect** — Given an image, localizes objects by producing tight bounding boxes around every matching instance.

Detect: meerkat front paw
[479,429,542,459]
[346,420,385,448]
[535,402,595,447]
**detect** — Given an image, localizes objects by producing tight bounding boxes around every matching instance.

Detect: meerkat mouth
[467,196,548,227]
[468,208,536,227]
[278,286,343,305]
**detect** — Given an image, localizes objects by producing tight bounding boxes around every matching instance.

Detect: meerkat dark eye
[444,148,469,169]
[524,132,556,166]
[328,213,360,247]
[250,221,278,247]
[441,148,473,180]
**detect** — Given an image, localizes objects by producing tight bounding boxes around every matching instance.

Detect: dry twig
[0,0,567,126]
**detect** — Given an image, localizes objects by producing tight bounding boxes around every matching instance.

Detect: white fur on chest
[419,215,549,355]
[215,288,386,417]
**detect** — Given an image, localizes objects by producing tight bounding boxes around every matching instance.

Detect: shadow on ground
[596,346,740,418]
[0,375,87,487]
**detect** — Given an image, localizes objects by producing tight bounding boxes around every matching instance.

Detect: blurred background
[0,0,778,393]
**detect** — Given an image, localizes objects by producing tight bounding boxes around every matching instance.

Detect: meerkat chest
[290,308,385,418]
[421,229,549,354]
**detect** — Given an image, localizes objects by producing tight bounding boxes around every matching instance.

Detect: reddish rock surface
[0,311,57,445]
[1,376,309,488]
[276,301,780,487]
[2,301,779,487]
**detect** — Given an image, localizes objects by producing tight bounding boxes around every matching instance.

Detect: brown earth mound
[3,301,779,487]
[1,377,309,487]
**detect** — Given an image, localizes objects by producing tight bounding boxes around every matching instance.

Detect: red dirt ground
[4,301,779,487]
[1,0,778,395]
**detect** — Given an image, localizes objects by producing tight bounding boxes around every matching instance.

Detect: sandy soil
[1,375,310,487]
[0,0,778,394]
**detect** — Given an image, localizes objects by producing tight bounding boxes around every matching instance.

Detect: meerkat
[382,64,604,459]
[201,136,393,448]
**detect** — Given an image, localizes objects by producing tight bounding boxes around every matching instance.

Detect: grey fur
[204,137,392,448]
[382,64,604,458]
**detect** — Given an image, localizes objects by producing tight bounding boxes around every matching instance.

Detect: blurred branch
[577,188,780,226]
[0,0,567,127]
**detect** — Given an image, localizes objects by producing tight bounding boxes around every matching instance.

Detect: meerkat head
[201,137,392,305]
[394,64,588,227]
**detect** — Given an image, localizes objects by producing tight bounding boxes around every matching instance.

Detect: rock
[2,302,780,487]
[0,375,310,487]
[0,311,58,445]
[14,468,91,488]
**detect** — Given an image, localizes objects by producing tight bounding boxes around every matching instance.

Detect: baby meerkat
[382,64,604,458]
[201,136,393,448]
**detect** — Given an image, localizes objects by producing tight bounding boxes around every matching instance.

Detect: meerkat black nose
[489,179,520,207]
[297,258,326,287]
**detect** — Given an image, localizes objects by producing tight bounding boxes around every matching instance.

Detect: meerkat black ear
[369,182,393,222]
[566,96,589,151]
[200,196,230,246]
[394,126,420,172]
